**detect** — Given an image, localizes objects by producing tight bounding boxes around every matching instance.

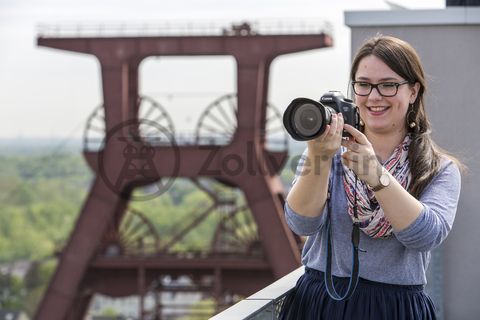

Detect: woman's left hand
[341,124,383,186]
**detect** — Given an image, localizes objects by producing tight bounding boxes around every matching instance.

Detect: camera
[283,91,360,141]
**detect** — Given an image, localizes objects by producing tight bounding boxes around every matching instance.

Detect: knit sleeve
[285,202,327,236]
[394,160,461,252]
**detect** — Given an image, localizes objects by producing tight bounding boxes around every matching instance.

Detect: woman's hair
[350,35,463,198]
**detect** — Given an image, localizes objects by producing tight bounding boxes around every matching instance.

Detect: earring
[359,119,365,127]
[407,104,416,129]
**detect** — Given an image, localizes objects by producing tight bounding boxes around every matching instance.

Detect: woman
[280,36,462,319]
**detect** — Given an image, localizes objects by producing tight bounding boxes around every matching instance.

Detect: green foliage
[177,297,216,320]
[0,151,90,313]
[21,260,57,316]
[0,273,26,309]
[0,153,89,262]
[0,146,297,315]
[100,307,119,316]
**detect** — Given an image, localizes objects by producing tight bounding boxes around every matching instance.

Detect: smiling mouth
[367,106,390,114]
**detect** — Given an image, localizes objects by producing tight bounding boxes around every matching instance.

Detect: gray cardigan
[285,152,461,285]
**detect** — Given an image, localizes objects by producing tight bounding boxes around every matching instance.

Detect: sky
[0,0,446,140]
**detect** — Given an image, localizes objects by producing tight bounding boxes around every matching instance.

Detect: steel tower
[35,21,333,319]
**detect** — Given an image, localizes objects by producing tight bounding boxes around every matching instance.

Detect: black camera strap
[324,175,363,301]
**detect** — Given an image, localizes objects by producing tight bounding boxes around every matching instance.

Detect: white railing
[209,266,304,320]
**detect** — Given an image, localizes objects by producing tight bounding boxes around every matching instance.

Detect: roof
[345,7,480,27]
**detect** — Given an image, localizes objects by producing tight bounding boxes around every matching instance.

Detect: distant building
[0,310,30,320]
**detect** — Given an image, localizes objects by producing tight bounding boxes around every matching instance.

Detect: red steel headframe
[35,26,333,319]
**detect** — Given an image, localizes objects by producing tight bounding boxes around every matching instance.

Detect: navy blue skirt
[279,267,437,320]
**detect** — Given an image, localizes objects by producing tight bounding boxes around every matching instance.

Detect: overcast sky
[0,0,445,139]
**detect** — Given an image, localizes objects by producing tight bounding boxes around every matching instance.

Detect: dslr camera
[283,91,360,141]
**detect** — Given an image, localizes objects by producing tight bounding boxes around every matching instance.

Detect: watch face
[380,173,390,187]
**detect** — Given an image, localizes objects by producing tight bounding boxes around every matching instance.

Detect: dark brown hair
[350,35,463,198]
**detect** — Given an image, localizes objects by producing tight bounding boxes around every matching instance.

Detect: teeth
[369,106,388,112]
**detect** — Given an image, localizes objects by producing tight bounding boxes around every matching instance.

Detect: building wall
[346,8,480,320]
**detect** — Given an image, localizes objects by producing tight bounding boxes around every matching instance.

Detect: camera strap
[324,175,363,301]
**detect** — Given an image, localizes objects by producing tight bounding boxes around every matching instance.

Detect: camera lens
[283,97,332,141]
[283,93,357,141]
[293,103,323,136]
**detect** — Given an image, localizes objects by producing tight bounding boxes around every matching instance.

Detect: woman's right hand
[306,113,344,161]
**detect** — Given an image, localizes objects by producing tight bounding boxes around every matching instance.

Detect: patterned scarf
[342,135,412,239]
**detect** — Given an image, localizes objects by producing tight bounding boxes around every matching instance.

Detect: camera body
[283,91,360,141]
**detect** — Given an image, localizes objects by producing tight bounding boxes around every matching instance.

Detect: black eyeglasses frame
[351,80,411,97]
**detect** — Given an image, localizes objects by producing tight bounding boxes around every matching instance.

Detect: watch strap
[371,182,386,192]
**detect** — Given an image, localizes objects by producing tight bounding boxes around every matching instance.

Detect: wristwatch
[371,168,390,192]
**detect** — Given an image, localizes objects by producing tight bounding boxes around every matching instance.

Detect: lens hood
[283,97,329,141]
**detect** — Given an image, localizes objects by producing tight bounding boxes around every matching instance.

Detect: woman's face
[353,55,419,136]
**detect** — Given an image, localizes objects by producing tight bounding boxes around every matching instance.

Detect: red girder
[35,29,332,320]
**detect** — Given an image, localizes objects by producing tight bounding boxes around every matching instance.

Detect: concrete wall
[346,8,480,320]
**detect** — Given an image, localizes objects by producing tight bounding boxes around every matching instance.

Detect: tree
[0,272,26,309]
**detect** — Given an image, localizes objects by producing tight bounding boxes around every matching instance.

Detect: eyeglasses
[351,80,410,97]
